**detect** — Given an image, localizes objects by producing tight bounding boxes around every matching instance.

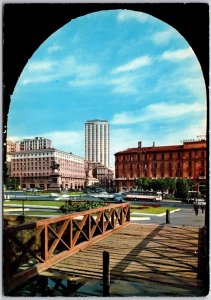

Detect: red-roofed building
[114,139,207,192]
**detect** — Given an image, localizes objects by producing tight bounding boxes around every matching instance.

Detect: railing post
[121,207,124,225]
[70,218,73,249]
[103,251,110,296]
[41,224,48,261]
[166,209,170,224]
[111,208,115,229]
[88,213,91,240]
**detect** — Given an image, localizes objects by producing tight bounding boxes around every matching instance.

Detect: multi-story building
[114,139,207,192]
[15,137,52,151]
[85,119,110,167]
[6,140,16,177]
[87,162,114,189]
[6,140,16,153]
[9,147,85,191]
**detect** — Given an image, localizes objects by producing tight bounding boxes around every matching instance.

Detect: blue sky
[8,9,206,168]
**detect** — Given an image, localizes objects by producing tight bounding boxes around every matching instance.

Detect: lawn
[4,200,66,207]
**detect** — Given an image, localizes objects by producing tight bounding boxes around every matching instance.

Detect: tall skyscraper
[85,119,109,167]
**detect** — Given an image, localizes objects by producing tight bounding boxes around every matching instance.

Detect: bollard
[103,251,110,296]
[166,209,170,224]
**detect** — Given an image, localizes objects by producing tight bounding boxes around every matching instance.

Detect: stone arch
[3,3,209,171]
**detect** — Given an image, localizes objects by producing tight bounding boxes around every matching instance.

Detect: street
[3,192,206,227]
[132,207,206,227]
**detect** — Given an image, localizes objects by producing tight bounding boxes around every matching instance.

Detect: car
[50,193,60,197]
[114,195,124,203]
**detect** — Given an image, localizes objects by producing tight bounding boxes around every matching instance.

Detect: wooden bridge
[3,203,206,296]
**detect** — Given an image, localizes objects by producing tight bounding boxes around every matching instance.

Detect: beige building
[9,148,86,190]
[15,137,52,151]
[86,162,114,189]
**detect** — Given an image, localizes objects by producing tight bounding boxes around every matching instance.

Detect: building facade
[6,140,16,153]
[114,140,207,192]
[85,119,110,167]
[87,162,114,189]
[9,148,85,190]
[15,137,52,151]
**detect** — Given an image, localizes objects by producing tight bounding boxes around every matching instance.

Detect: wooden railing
[3,203,130,291]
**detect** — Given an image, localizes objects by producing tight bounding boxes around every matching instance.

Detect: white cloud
[108,75,138,94]
[27,60,57,72]
[111,111,138,125]
[110,128,142,165]
[158,119,206,146]
[117,10,149,23]
[111,56,151,74]
[9,130,84,157]
[161,47,195,61]
[19,56,99,85]
[147,101,205,118]
[47,44,63,53]
[111,101,206,125]
[151,28,176,45]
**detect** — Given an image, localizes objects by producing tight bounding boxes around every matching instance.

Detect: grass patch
[4,200,66,206]
[131,207,177,214]
[21,211,63,216]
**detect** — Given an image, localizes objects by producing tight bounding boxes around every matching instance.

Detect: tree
[163,177,176,193]
[151,178,166,191]
[5,177,17,189]
[175,178,189,199]
[136,177,151,191]
[187,179,197,191]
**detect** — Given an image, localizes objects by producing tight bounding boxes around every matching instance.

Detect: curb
[131,208,181,217]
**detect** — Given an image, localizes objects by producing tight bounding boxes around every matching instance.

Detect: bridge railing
[4,203,130,291]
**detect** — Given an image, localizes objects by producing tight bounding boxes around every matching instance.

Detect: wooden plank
[38,224,204,295]
[40,270,86,282]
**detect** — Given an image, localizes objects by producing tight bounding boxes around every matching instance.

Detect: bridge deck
[41,224,205,296]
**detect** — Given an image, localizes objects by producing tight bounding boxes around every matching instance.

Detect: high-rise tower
[85,119,109,167]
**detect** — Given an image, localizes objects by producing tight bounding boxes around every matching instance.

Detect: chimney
[153,142,155,147]
[138,141,142,148]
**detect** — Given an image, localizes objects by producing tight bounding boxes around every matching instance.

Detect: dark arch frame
[2,4,209,293]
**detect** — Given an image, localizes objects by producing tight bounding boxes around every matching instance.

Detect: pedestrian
[193,203,199,215]
[201,203,205,213]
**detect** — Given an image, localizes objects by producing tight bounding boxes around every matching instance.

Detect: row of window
[116,151,205,162]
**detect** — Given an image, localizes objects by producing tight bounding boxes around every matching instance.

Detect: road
[132,207,206,227]
[3,192,206,227]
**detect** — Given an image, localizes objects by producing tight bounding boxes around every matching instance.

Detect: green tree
[5,177,17,189]
[187,179,197,191]
[151,178,166,191]
[163,177,176,193]
[175,178,189,199]
[136,177,151,191]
